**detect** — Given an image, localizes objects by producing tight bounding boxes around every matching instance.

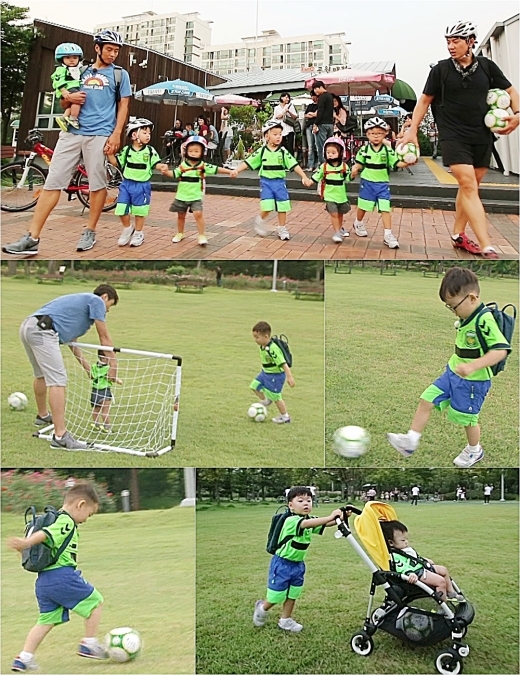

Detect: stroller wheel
[350,632,374,656]
[435,648,463,675]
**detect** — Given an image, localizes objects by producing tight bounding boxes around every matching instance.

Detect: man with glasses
[387,267,511,468]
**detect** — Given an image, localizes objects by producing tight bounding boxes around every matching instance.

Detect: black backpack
[431,56,494,122]
[266,506,294,554]
[21,506,76,573]
[474,303,516,376]
[269,334,293,367]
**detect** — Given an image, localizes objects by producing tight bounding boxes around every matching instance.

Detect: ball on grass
[8,392,28,411]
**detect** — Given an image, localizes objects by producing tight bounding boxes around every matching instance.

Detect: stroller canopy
[354,501,398,571]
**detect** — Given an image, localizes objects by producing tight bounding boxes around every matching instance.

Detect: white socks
[467,444,480,452]
[354,219,363,226]
[384,229,392,238]
[408,430,422,448]
[19,652,33,662]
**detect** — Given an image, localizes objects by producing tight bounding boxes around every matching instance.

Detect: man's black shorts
[440,140,492,168]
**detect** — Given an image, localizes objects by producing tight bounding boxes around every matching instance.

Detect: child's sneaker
[339,226,350,238]
[197,234,208,246]
[68,118,80,129]
[253,600,268,627]
[56,117,69,133]
[172,232,185,243]
[118,226,135,246]
[278,617,303,632]
[353,221,368,237]
[259,398,272,407]
[384,232,400,249]
[77,640,108,660]
[101,423,112,434]
[12,656,38,672]
[272,414,291,424]
[130,231,145,247]
[453,445,484,468]
[278,226,290,241]
[254,215,268,237]
[332,232,343,244]
[387,433,416,457]
[447,592,466,602]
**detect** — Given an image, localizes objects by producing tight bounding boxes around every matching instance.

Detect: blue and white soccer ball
[484,107,509,132]
[486,88,511,110]
[333,426,370,458]
[8,392,28,411]
[248,402,267,422]
[105,627,142,662]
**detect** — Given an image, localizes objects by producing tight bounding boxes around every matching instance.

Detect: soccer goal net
[34,342,182,456]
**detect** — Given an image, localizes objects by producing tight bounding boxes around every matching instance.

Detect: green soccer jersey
[448,303,511,381]
[245,145,298,178]
[391,550,425,575]
[51,65,81,95]
[172,160,219,201]
[41,512,78,570]
[260,341,286,374]
[312,162,351,203]
[118,145,161,182]
[91,362,110,390]
[276,514,325,562]
[355,143,399,182]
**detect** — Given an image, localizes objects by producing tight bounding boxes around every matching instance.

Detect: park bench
[106,279,133,289]
[37,274,65,284]
[175,279,205,294]
[294,286,324,301]
[1,146,16,160]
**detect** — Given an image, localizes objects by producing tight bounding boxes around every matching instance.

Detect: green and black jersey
[355,143,399,182]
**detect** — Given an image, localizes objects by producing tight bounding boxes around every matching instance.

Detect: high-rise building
[94,10,212,66]
[202,29,349,75]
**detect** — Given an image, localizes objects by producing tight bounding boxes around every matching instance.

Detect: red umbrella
[305,68,395,96]
[214,94,260,107]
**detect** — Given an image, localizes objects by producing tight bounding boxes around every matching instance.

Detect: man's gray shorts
[20,317,67,387]
[43,132,109,192]
[325,201,351,215]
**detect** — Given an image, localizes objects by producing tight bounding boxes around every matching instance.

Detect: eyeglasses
[445,294,470,313]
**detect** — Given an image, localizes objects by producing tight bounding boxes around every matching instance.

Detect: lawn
[196,500,519,674]
[2,507,195,674]
[325,269,519,466]
[1,278,324,466]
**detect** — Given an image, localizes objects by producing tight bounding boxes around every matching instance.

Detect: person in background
[273,92,298,155]
[303,93,319,171]
[312,81,334,163]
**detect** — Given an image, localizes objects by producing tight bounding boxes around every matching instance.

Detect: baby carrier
[334,501,475,675]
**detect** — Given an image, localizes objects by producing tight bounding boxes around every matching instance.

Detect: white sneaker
[259,398,272,407]
[387,433,416,457]
[453,445,484,468]
[118,226,134,246]
[130,231,144,247]
[253,600,268,627]
[353,221,368,237]
[278,617,303,632]
[272,414,291,424]
[278,226,290,241]
[339,226,350,238]
[384,232,400,249]
[332,232,343,244]
[254,215,268,237]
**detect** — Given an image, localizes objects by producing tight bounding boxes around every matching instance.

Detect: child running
[350,117,412,249]
[380,520,465,602]
[51,43,85,132]
[253,486,344,632]
[387,267,511,467]
[8,482,107,671]
[231,120,313,241]
[160,136,234,246]
[311,136,351,243]
[110,118,167,248]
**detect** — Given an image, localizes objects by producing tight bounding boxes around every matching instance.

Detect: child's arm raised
[299,509,344,529]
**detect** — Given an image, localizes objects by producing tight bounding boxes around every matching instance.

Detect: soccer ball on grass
[486,88,511,110]
[8,392,28,411]
[395,142,420,165]
[333,426,370,458]
[105,627,142,662]
[484,107,509,132]
[248,402,267,422]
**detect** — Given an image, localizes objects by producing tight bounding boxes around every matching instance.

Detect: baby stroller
[335,502,475,675]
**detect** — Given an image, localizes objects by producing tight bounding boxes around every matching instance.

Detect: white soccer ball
[486,88,511,110]
[333,425,370,458]
[105,627,142,662]
[395,142,420,165]
[248,402,267,422]
[484,107,509,132]
[8,392,28,411]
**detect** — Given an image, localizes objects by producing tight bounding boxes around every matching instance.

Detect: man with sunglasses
[387,267,511,468]
[399,21,519,259]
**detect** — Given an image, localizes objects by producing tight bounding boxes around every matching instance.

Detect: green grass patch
[196,501,519,674]
[2,507,195,674]
[1,279,324,466]
[325,270,519,466]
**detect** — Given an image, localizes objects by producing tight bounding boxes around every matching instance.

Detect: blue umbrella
[135,79,215,121]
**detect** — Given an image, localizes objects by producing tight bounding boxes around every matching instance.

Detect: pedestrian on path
[311,81,334,163]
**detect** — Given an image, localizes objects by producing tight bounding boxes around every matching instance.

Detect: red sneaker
[482,249,499,259]
[451,233,481,255]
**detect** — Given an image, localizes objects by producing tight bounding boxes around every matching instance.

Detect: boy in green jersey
[8,483,107,671]
[230,121,313,241]
[251,321,295,424]
[160,136,234,246]
[51,43,85,132]
[312,136,351,243]
[388,267,511,468]
[350,117,411,249]
[109,118,167,248]
[253,486,344,632]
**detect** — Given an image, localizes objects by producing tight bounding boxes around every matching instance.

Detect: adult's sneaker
[353,221,368,237]
[451,233,481,255]
[77,641,108,660]
[34,413,53,427]
[118,226,134,246]
[387,433,416,457]
[482,248,499,260]
[384,232,400,249]
[253,600,268,627]
[278,617,303,632]
[453,445,484,468]
[11,656,39,672]
[130,231,144,247]
[278,226,290,241]
[76,229,96,252]
[50,431,88,451]
[2,234,39,256]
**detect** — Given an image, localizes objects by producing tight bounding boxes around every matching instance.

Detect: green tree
[1,3,36,145]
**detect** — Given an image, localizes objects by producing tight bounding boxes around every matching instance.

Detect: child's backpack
[474,302,516,376]
[266,506,294,554]
[178,163,206,194]
[21,506,76,573]
[317,161,349,199]
[269,334,293,367]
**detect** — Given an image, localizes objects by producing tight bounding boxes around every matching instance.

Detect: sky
[12,0,519,94]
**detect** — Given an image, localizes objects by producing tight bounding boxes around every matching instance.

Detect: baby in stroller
[380,520,465,602]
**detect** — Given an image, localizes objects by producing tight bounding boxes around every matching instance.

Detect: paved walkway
[2,192,517,260]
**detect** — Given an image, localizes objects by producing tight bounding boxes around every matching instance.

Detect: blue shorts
[90,387,112,407]
[253,370,286,394]
[358,179,391,212]
[266,555,305,603]
[259,177,291,212]
[115,179,152,216]
[35,567,102,624]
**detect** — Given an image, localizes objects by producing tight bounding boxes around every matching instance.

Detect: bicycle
[0,129,123,213]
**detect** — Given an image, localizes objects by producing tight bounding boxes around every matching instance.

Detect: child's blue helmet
[55,43,83,64]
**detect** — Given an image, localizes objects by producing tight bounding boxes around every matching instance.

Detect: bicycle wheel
[74,163,123,212]
[0,163,47,212]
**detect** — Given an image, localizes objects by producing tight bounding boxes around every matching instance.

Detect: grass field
[1,278,324,466]
[1,507,195,674]
[196,500,519,675]
[325,269,519,466]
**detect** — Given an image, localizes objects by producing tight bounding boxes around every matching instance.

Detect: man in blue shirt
[20,284,119,450]
[3,31,132,257]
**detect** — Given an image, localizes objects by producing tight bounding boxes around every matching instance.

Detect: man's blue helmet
[55,43,83,64]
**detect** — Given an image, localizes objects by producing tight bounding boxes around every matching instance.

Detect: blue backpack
[475,303,516,376]
[21,506,76,573]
